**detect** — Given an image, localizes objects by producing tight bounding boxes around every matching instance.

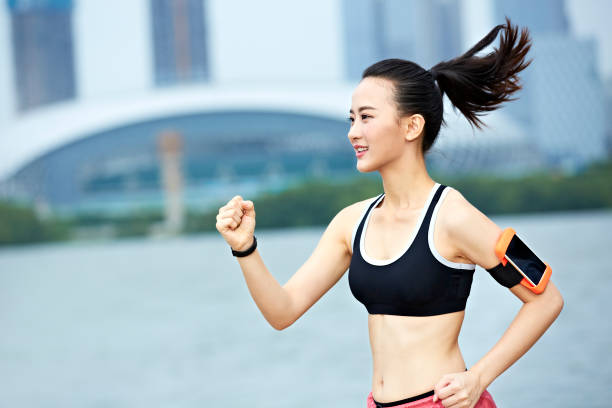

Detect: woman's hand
[215,195,256,251]
[432,369,484,408]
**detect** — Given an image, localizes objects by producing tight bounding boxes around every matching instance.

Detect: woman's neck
[377,152,434,212]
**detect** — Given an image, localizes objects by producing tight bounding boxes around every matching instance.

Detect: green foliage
[251,177,382,229]
[0,201,70,245]
[69,210,164,238]
[437,158,612,214]
[114,212,163,238]
[193,157,612,232]
[1,158,611,244]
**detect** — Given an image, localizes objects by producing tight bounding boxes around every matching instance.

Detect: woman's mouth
[355,147,368,158]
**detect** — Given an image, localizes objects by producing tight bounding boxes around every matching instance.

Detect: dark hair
[362,17,532,154]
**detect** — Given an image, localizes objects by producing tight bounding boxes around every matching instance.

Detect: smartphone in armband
[494,228,552,294]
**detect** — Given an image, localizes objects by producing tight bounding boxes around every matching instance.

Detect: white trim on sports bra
[359,183,440,266]
[428,186,476,270]
[351,195,380,250]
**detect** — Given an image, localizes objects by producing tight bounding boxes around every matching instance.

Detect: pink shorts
[367,389,497,408]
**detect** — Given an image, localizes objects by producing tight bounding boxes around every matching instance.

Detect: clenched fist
[216,195,256,252]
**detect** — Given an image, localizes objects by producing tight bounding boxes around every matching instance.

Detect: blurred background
[0,0,610,407]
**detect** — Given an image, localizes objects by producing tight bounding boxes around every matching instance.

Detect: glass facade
[531,36,607,167]
[7,111,355,213]
[7,0,76,111]
[494,0,606,168]
[150,0,209,85]
[494,0,569,36]
[342,0,462,81]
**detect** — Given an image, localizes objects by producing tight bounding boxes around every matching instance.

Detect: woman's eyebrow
[349,106,377,114]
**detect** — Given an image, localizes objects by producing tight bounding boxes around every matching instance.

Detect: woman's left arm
[432,189,564,408]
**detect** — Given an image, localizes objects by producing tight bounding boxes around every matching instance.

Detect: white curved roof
[0,84,526,180]
[0,83,354,179]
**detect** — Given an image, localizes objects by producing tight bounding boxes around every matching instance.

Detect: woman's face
[348,76,412,173]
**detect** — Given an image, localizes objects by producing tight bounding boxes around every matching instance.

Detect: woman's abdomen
[368,311,466,401]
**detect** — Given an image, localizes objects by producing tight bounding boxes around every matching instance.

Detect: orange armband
[494,228,552,294]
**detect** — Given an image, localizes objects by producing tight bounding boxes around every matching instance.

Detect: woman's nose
[347,121,361,142]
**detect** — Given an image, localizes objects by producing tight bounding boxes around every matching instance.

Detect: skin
[216,76,564,408]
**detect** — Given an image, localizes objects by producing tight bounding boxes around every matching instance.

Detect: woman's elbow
[268,314,296,331]
[552,291,564,317]
[271,319,294,331]
[545,283,564,318]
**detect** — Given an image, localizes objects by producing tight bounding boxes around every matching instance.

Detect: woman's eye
[346,115,370,124]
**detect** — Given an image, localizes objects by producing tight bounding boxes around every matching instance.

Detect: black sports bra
[348,183,476,317]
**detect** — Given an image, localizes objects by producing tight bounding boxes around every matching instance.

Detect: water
[1,210,611,407]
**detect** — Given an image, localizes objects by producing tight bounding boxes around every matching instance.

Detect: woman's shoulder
[338,194,381,224]
[440,185,472,214]
[332,195,381,252]
[438,184,503,267]
[438,185,486,227]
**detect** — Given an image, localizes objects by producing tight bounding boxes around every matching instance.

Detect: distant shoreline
[1,157,611,246]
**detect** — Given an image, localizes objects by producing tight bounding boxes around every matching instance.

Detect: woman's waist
[371,344,465,376]
[368,315,463,359]
[370,347,466,401]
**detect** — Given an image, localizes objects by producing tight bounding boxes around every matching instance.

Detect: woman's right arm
[216,195,357,330]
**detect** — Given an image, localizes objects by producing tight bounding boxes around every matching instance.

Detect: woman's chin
[356,161,375,173]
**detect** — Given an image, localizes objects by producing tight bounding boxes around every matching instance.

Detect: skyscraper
[7,0,76,111]
[150,0,209,86]
[530,36,606,167]
[494,0,569,35]
[495,0,606,168]
[342,0,462,81]
[492,0,570,125]
[341,0,381,80]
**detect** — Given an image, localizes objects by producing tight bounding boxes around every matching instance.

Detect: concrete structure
[158,130,184,233]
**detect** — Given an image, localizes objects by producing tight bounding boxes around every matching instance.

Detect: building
[7,0,76,111]
[342,0,462,81]
[0,0,561,215]
[0,86,358,214]
[494,0,569,35]
[150,0,210,86]
[494,0,607,169]
[530,36,607,167]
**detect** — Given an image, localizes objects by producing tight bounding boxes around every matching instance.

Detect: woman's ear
[402,114,425,142]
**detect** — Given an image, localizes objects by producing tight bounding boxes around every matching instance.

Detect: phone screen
[504,234,546,287]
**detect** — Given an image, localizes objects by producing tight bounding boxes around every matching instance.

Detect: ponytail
[362,17,532,154]
[430,17,532,129]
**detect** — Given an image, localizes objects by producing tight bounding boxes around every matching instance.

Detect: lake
[1,209,611,407]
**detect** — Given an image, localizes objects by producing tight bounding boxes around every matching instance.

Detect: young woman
[216,18,564,408]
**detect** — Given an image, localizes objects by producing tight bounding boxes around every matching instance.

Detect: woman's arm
[432,189,563,407]
[228,199,358,331]
[470,280,563,390]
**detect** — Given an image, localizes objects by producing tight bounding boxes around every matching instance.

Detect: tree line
[1,158,611,246]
